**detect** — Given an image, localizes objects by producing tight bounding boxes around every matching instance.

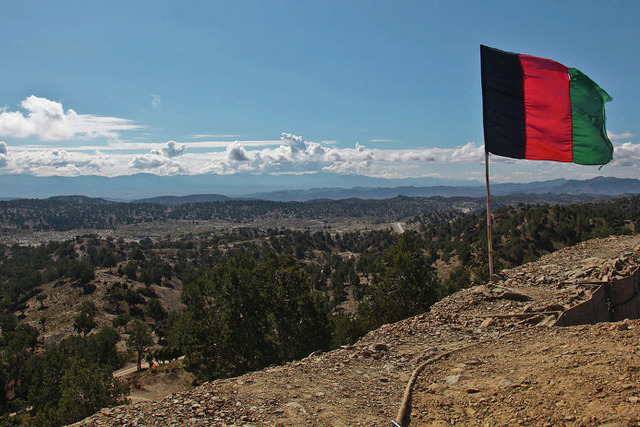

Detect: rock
[283,401,308,415]
[373,343,389,352]
[616,322,629,331]
[479,318,494,329]
[499,378,513,387]
[444,374,467,385]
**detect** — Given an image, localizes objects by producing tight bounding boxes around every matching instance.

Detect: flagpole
[485,151,494,280]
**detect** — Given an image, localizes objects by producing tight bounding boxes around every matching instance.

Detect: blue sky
[0,0,638,186]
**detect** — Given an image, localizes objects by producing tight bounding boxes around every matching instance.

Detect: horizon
[0,174,636,202]
[1,1,639,194]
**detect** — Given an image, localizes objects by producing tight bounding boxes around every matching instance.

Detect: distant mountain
[554,177,640,195]
[244,185,485,201]
[0,173,639,202]
[135,194,231,205]
[247,177,640,201]
[0,173,473,201]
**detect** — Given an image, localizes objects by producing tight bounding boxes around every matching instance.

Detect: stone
[373,343,389,352]
[444,374,467,385]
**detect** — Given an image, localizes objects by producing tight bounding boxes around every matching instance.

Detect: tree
[73,301,97,336]
[39,315,47,333]
[36,292,47,310]
[124,288,143,311]
[357,232,440,329]
[70,260,95,286]
[259,254,330,361]
[53,358,129,426]
[112,312,131,334]
[171,252,330,381]
[104,284,125,314]
[127,321,154,372]
[144,298,167,326]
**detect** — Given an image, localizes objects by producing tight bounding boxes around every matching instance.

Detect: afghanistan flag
[480,45,613,165]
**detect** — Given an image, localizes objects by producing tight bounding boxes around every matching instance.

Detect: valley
[0,192,639,425]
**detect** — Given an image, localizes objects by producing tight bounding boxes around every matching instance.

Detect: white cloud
[129,140,189,173]
[218,133,484,177]
[6,148,111,176]
[188,134,241,139]
[611,142,640,167]
[282,132,307,153]
[0,95,141,141]
[373,141,484,164]
[226,141,249,161]
[93,139,280,152]
[4,131,640,182]
[128,154,187,175]
[151,140,186,158]
[151,94,161,110]
[608,131,635,141]
[129,154,168,170]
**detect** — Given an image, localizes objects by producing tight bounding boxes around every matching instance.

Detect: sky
[0,0,639,189]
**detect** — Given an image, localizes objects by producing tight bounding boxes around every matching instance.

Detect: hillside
[0,193,599,236]
[75,234,640,426]
[3,195,640,425]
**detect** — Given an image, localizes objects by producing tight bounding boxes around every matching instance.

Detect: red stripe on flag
[519,55,573,162]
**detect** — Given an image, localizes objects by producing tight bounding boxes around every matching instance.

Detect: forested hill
[0,193,599,232]
[1,194,640,425]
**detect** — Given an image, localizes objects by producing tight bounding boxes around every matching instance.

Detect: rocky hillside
[75,234,640,426]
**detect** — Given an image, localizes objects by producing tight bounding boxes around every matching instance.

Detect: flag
[480,45,613,165]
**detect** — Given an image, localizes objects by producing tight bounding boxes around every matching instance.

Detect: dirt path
[113,363,147,378]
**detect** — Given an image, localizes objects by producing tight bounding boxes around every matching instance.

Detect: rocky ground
[410,321,640,426]
[73,234,640,427]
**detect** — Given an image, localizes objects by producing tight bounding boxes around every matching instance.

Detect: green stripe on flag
[569,68,613,165]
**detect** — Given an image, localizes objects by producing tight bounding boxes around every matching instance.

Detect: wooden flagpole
[485,151,494,279]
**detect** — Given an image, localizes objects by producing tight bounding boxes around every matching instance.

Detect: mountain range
[1,173,639,202]
[136,176,640,204]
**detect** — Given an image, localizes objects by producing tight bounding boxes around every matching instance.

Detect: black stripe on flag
[480,45,527,159]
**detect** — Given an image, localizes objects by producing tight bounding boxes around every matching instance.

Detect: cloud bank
[1,131,639,182]
[0,95,141,141]
[216,133,484,177]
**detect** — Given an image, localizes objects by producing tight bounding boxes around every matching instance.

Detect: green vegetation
[0,321,127,426]
[0,193,594,232]
[0,194,639,424]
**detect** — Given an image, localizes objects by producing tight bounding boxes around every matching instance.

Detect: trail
[112,356,185,378]
[113,362,149,378]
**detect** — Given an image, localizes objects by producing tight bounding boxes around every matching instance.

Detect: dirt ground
[125,361,196,404]
[77,321,640,427]
[410,321,640,426]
